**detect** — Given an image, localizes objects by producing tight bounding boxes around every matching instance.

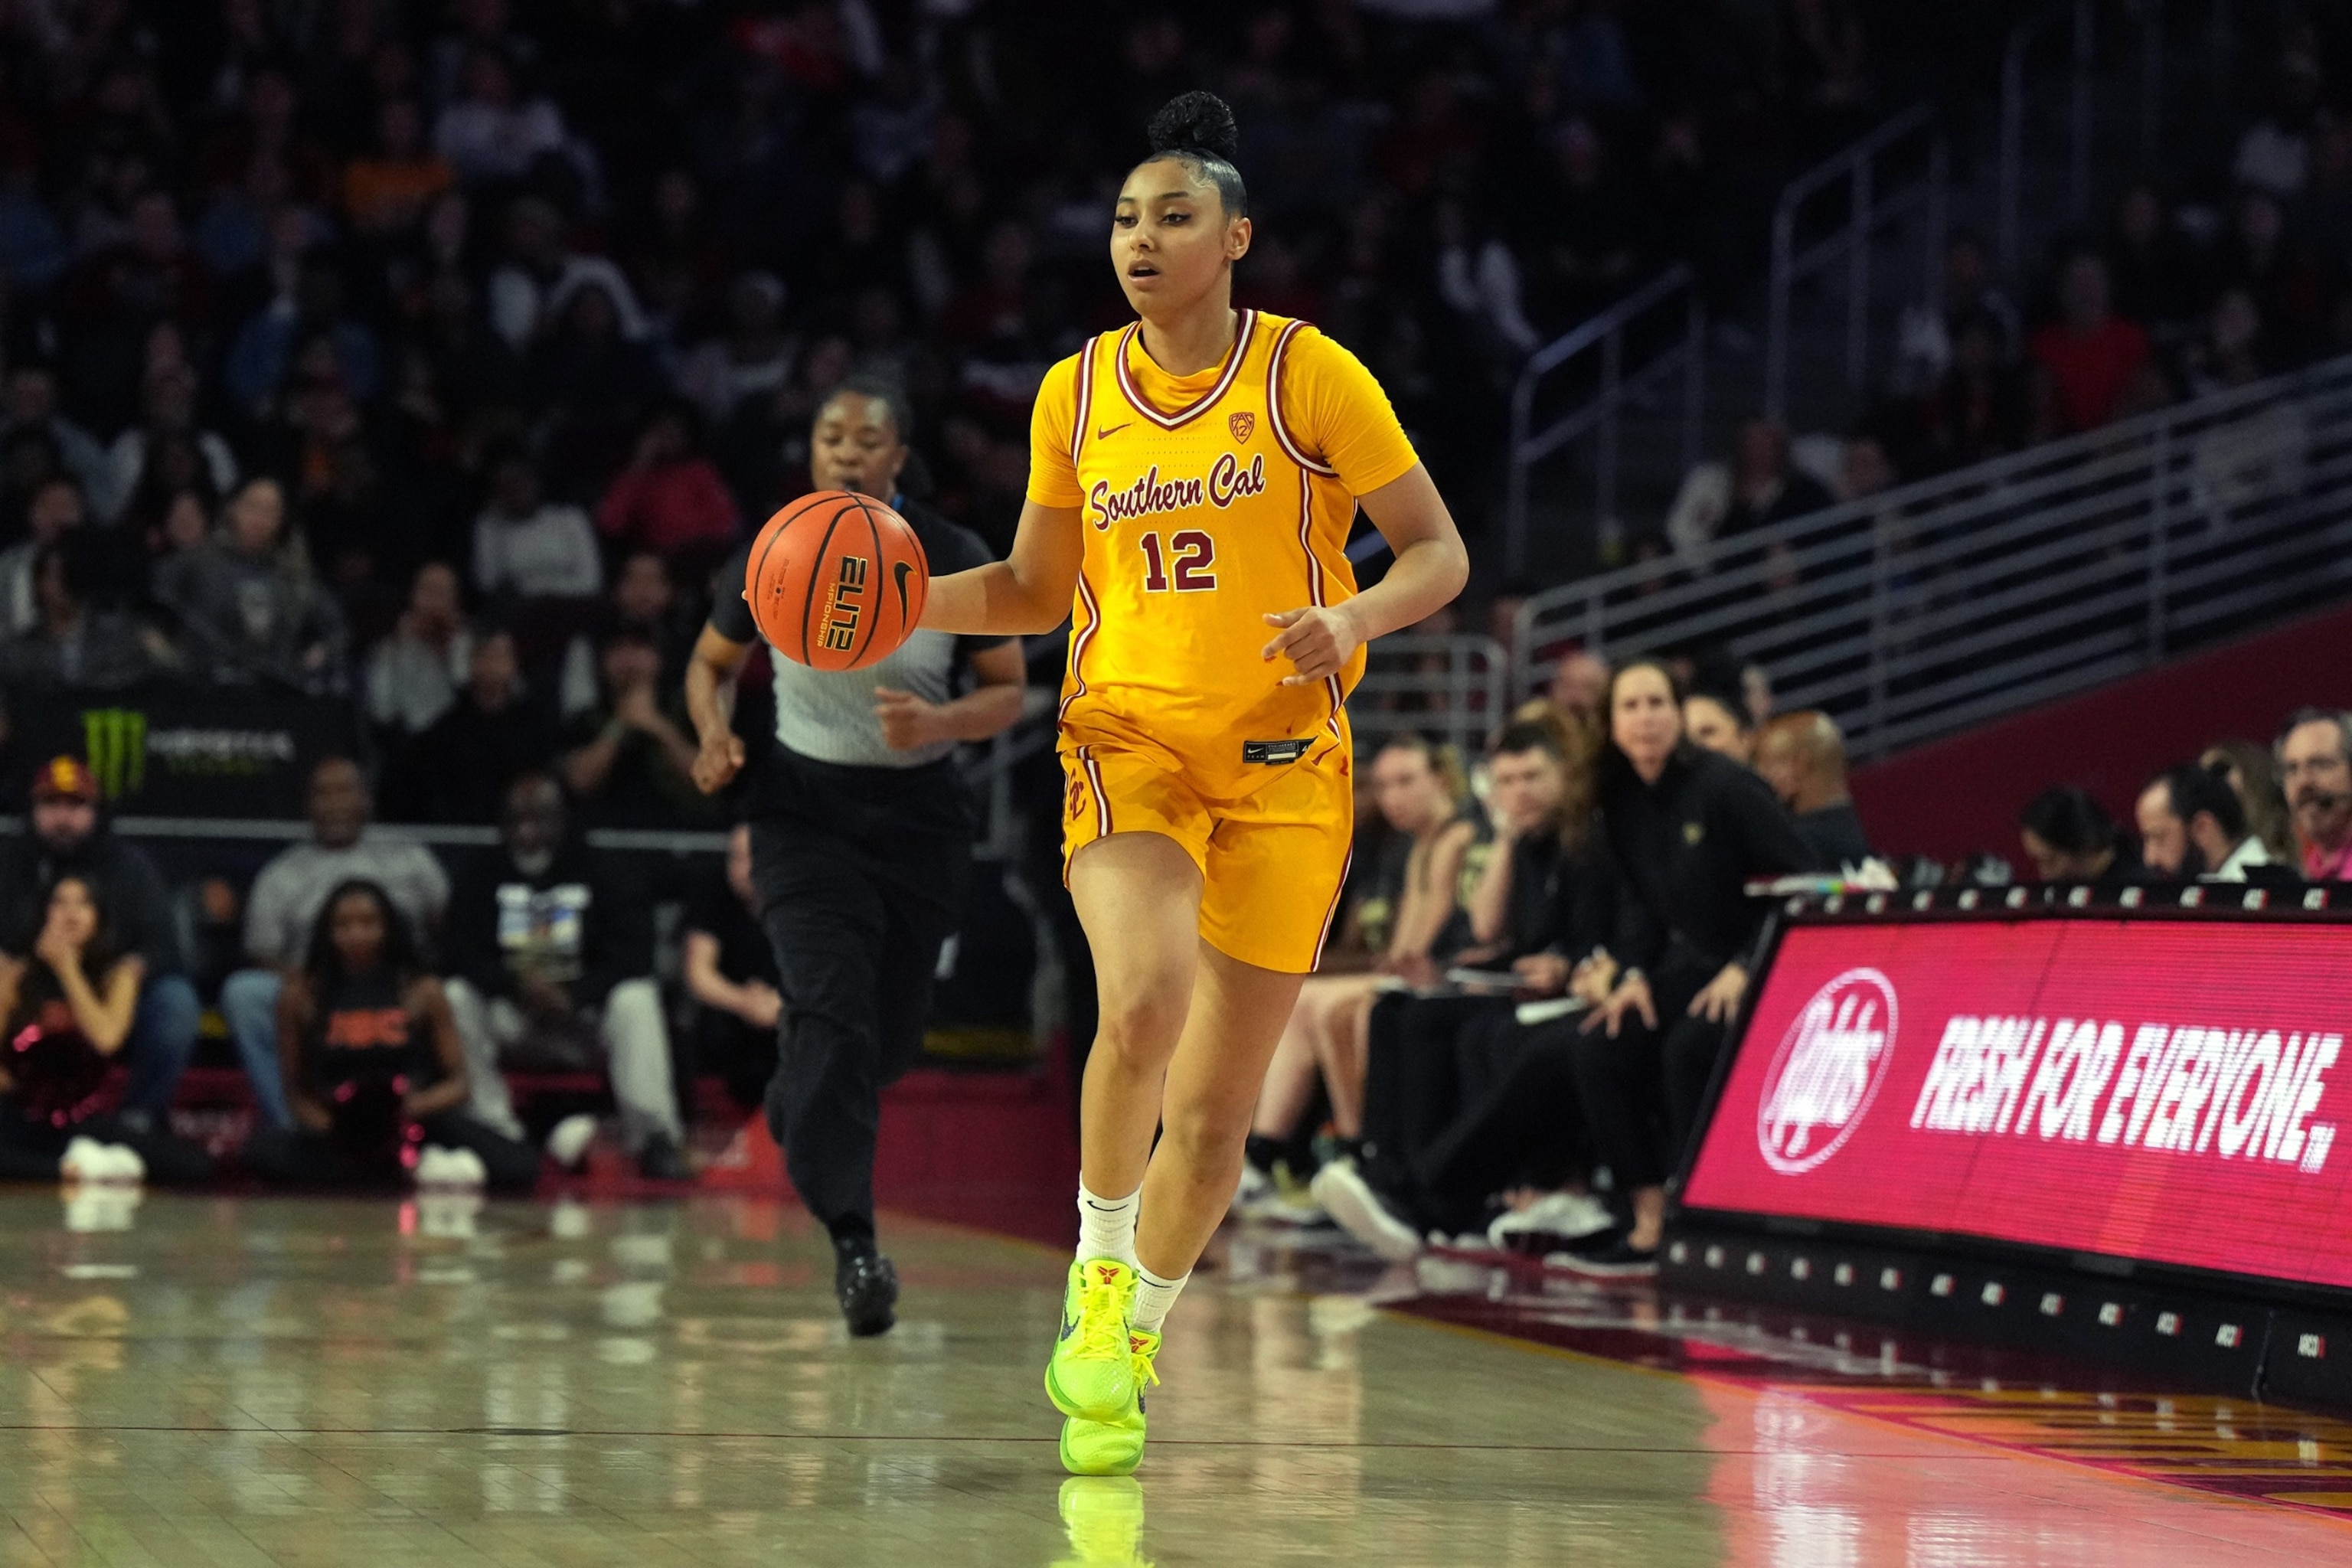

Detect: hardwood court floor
[0,1191,2344,1566]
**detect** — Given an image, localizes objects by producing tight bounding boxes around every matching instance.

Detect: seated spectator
[223,258,384,416]
[0,758,201,1133]
[363,561,473,740]
[1547,649,1609,727]
[1681,688,1751,762]
[341,98,453,238]
[223,757,450,1131]
[2105,185,2203,330]
[1893,228,2021,393]
[1309,719,1605,1257]
[528,280,665,504]
[2029,252,2151,437]
[1751,710,1873,868]
[558,626,710,828]
[2136,763,2282,883]
[2276,708,2352,880]
[0,475,89,636]
[1246,737,1482,1176]
[0,874,211,1184]
[2017,785,2142,889]
[0,539,166,691]
[387,625,558,825]
[1566,659,1818,1273]
[676,272,796,428]
[594,402,743,570]
[248,880,537,1191]
[0,362,107,501]
[681,822,782,1109]
[1902,309,2029,473]
[93,361,238,524]
[486,196,649,353]
[2233,50,2327,200]
[152,477,343,688]
[2202,739,2297,862]
[443,775,689,1180]
[1717,418,1834,538]
[557,550,691,722]
[470,449,603,603]
[436,46,570,188]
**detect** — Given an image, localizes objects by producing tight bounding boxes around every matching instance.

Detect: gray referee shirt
[710,500,1010,769]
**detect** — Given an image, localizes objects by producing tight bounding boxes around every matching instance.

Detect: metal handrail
[1348,633,1510,760]
[1997,0,2093,275]
[1513,352,2352,760]
[1503,263,1704,578]
[1996,0,2180,276]
[1762,103,1946,422]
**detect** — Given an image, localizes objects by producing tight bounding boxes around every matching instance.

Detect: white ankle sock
[1132,1263,1189,1334]
[1076,1181,1140,1268]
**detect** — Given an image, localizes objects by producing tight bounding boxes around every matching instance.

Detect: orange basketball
[746,490,929,671]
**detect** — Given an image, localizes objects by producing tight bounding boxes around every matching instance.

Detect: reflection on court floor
[0,1191,2344,1566]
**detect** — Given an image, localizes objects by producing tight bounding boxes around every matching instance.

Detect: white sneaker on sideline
[100,1143,145,1185]
[1232,1161,1274,1217]
[413,1146,456,1188]
[546,1114,597,1170]
[1309,1160,1423,1263]
[60,1135,106,1183]
[1488,1190,1614,1250]
[443,1148,488,1189]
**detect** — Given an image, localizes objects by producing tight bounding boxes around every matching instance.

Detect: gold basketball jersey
[1029,309,1417,793]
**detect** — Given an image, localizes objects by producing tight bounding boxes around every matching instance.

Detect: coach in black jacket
[1568,659,1818,1271]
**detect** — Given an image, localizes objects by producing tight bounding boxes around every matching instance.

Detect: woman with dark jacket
[248,879,538,1191]
[1570,658,1818,1272]
[0,875,212,1181]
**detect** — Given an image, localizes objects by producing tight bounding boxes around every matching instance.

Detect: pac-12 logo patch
[1756,968,1898,1174]
[1229,411,1255,443]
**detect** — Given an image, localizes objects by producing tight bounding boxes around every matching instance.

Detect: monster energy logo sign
[82,709,145,798]
[80,707,299,799]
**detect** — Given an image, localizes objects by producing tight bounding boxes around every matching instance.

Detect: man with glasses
[2277,708,2352,880]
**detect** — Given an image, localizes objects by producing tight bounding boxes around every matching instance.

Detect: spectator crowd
[0,0,2001,828]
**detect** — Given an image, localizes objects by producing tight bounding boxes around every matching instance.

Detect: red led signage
[1681,918,2352,1290]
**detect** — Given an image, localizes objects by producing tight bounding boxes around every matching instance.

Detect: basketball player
[685,375,1025,1336]
[917,92,1468,1474]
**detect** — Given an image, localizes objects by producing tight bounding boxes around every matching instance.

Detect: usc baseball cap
[30,756,97,803]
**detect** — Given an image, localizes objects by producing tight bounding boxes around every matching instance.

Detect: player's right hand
[692,730,746,794]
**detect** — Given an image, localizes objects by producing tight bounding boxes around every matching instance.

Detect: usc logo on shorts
[1067,773,1086,821]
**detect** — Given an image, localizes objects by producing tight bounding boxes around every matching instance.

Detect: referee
[687,376,1024,1335]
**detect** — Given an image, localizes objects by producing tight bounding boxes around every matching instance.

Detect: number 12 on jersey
[1138,530,1217,593]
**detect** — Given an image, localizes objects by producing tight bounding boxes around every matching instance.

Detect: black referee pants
[750,750,970,1244]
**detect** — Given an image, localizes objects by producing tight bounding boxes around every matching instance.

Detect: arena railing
[1762,103,1948,425]
[1348,633,1510,761]
[1502,263,1704,579]
[1511,351,2352,761]
[1995,0,2183,278]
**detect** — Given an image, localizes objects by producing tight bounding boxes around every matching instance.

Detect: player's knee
[1092,989,1186,1066]
[1158,1097,1248,1174]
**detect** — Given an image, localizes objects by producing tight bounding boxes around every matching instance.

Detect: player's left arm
[1263,463,1468,685]
[875,641,1027,752]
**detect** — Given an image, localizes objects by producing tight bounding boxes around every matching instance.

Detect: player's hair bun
[1148,90,1240,164]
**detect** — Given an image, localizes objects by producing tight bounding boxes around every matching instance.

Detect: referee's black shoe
[835,1243,899,1337]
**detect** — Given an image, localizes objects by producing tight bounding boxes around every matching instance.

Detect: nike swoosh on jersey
[1096,422,1131,439]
